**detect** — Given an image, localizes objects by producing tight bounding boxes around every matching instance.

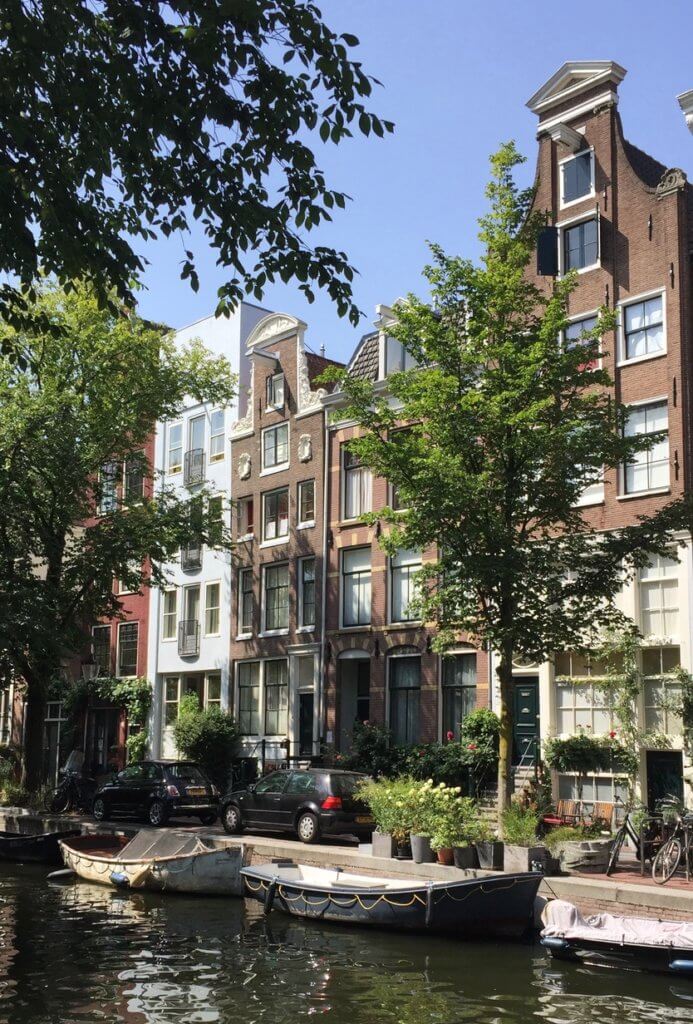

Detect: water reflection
[0,866,688,1023]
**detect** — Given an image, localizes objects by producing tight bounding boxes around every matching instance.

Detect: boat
[59,831,244,895]
[240,861,542,937]
[541,899,693,975]
[0,828,81,864]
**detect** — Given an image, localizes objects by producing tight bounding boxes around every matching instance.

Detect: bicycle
[605,796,661,876]
[45,768,97,814]
[651,810,693,884]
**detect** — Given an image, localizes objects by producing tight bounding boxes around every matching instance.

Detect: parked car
[220,768,372,843]
[92,760,219,827]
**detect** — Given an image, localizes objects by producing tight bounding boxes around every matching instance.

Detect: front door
[646,750,684,810]
[512,676,539,766]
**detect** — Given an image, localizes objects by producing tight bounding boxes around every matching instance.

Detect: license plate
[186,787,206,796]
[355,815,373,825]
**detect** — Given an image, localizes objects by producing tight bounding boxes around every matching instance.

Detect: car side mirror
[247,782,256,793]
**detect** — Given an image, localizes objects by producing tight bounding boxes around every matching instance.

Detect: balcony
[178,619,200,658]
[184,448,205,486]
[180,540,202,572]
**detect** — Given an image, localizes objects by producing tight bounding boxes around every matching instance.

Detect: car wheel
[199,813,217,826]
[93,797,109,822]
[296,812,319,844]
[222,804,243,834]
[148,799,169,828]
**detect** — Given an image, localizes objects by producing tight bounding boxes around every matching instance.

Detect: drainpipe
[318,406,331,754]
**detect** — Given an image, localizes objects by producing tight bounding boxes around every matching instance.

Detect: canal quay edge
[3,807,692,926]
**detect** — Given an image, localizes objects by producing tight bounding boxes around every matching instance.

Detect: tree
[0,2,393,346]
[173,694,240,789]
[326,143,689,821]
[0,281,237,789]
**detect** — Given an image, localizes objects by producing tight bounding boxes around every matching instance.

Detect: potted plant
[544,825,613,874]
[501,800,549,873]
[427,783,480,866]
[475,820,504,870]
[358,777,415,858]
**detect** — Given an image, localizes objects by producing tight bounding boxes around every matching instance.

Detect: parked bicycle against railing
[652,809,693,884]
[45,750,97,814]
[606,796,662,876]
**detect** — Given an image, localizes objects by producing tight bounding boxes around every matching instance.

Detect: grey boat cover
[118,831,217,860]
[542,900,693,950]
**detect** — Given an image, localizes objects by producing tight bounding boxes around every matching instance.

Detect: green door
[512,677,539,766]
[646,750,683,810]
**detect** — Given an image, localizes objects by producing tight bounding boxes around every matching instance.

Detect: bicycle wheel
[46,787,71,814]
[606,826,626,876]
[652,837,682,884]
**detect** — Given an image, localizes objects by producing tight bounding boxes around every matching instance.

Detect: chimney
[678,90,693,134]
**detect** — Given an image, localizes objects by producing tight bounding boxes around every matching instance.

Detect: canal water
[0,865,691,1023]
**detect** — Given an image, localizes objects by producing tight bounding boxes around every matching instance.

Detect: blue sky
[135,0,693,365]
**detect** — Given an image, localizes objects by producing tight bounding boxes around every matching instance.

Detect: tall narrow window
[554,653,615,734]
[238,568,254,635]
[299,557,316,628]
[205,673,222,710]
[238,496,254,538]
[388,651,421,746]
[624,401,669,494]
[205,582,221,635]
[266,373,285,410]
[442,653,477,739]
[99,461,118,514]
[164,677,180,725]
[238,662,260,734]
[117,622,139,677]
[560,150,593,205]
[563,218,599,272]
[643,647,682,733]
[263,563,289,631]
[639,555,679,638]
[263,488,289,541]
[162,590,177,640]
[623,295,664,362]
[210,409,225,461]
[168,422,183,474]
[298,480,315,527]
[390,548,422,623]
[264,659,289,735]
[262,423,289,470]
[341,547,371,627]
[91,625,111,674]
[208,495,223,546]
[343,446,372,519]
[123,452,145,504]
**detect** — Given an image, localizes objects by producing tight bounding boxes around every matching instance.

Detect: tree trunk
[21,677,48,792]
[496,647,514,830]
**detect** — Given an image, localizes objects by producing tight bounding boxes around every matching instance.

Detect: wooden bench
[542,799,582,829]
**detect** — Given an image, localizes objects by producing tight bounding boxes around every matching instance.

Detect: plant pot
[503,843,549,874]
[436,847,455,866]
[371,831,396,858]
[453,845,479,869]
[475,840,504,870]
[410,833,434,864]
[553,838,612,874]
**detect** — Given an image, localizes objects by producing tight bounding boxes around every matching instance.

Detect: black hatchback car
[92,760,219,827]
[220,768,372,844]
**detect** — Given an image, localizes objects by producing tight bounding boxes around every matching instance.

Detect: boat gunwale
[59,838,236,867]
[240,866,541,898]
[542,933,693,955]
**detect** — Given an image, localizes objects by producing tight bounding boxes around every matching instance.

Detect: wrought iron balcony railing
[183,448,205,486]
[180,540,202,571]
[177,619,200,658]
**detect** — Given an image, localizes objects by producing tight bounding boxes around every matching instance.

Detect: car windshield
[169,763,207,784]
[330,774,364,797]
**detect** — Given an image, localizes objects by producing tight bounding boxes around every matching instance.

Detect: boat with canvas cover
[541,899,693,975]
[241,861,542,937]
[59,831,243,895]
[0,828,80,864]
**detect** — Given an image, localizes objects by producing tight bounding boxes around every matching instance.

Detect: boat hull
[542,936,693,976]
[0,829,81,864]
[241,867,542,938]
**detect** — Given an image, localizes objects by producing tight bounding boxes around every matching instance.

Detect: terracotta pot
[436,847,454,866]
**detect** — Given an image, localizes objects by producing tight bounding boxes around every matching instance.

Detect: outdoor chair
[542,799,582,829]
[588,801,614,831]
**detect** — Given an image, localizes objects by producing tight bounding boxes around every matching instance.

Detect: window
[565,314,599,370]
[298,480,315,527]
[263,488,289,542]
[264,660,289,734]
[117,622,138,677]
[442,653,477,740]
[624,401,669,494]
[390,548,422,623]
[560,150,594,205]
[91,625,111,674]
[206,673,222,710]
[210,410,225,461]
[286,770,316,795]
[262,423,289,470]
[341,547,371,627]
[623,294,664,362]
[558,774,627,807]
[184,585,200,623]
[123,452,145,504]
[385,337,417,375]
[238,496,254,538]
[266,372,285,410]
[263,563,289,631]
[554,652,614,734]
[238,568,253,635]
[168,422,183,474]
[205,582,220,635]
[162,590,177,640]
[389,651,421,746]
[238,662,260,734]
[299,557,316,628]
[164,677,179,725]
[208,495,223,546]
[639,555,679,638]
[389,428,411,510]
[342,446,372,519]
[563,217,599,272]
[188,414,205,452]
[98,461,118,514]
[643,647,682,734]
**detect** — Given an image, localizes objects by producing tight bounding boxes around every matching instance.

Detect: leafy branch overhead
[0,1,394,344]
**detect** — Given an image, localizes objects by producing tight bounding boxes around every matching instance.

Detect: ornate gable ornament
[656,167,688,198]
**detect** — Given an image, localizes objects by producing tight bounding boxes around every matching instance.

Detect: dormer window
[560,149,594,207]
[384,337,416,376]
[266,372,285,411]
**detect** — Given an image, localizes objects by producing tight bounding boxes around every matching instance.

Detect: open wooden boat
[541,899,693,975]
[241,861,542,937]
[59,831,244,895]
[0,828,81,864]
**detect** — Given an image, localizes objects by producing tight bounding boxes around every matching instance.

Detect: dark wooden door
[512,677,539,766]
[646,750,684,810]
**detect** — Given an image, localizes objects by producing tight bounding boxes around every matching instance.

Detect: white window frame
[638,555,679,641]
[98,460,119,515]
[262,487,289,545]
[204,580,221,637]
[554,652,615,736]
[642,646,683,735]
[558,147,596,210]
[237,567,254,638]
[163,675,180,727]
[237,495,254,540]
[266,372,285,412]
[261,422,290,475]
[116,621,139,678]
[620,397,669,498]
[263,657,289,736]
[557,210,601,277]
[161,588,178,641]
[204,672,222,710]
[562,308,601,370]
[261,561,290,635]
[167,421,183,475]
[209,409,225,462]
[341,444,372,521]
[298,556,316,631]
[237,660,261,735]
[297,479,315,529]
[340,546,372,628]
[91,624,112,675]
[617,288,667,367]
[389,548,422,624]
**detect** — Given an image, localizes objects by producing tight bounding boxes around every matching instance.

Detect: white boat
[59,831,244,895]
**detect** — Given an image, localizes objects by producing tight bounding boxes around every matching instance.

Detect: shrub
[543,823,603,850]
[459,709,500,790]
[427,788,484,851]
[339,721,407,778]
[501,800,541,846]
[173,695,240,789]
[406,742,471,790]
[357,776,420,843]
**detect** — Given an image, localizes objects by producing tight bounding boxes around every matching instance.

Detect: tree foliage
[0,1,393,345]
[173,694,240,789]
[326,142,690,818]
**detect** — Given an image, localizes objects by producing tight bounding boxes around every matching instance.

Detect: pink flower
[467,743,477,751]
[446,731,454,742]
[609,730,617,740]
[418,750,424,757]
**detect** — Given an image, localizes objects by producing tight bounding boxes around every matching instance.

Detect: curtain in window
[389,655,421,746]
